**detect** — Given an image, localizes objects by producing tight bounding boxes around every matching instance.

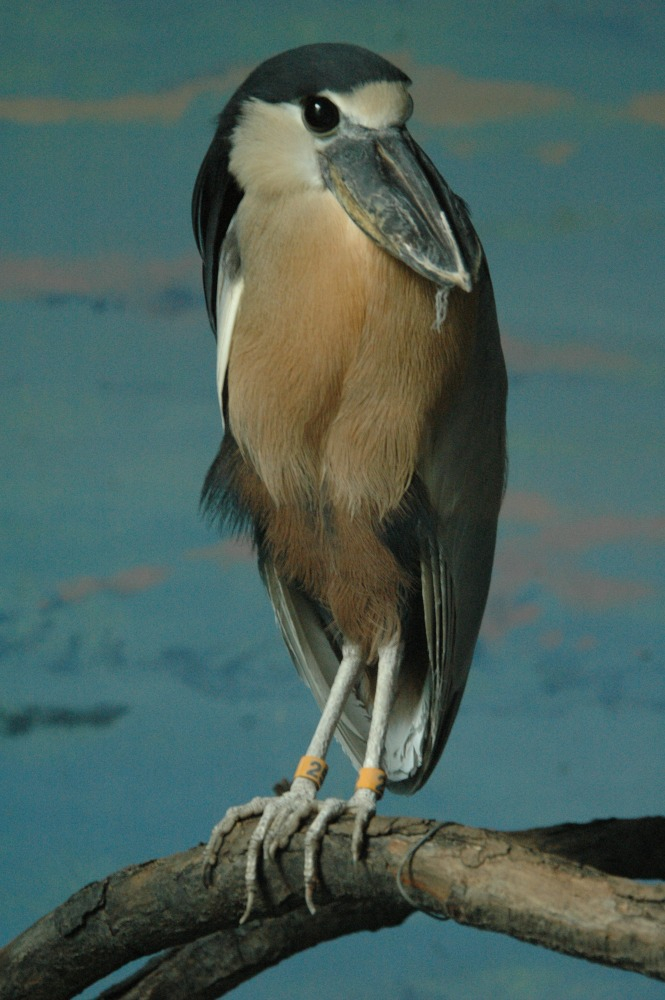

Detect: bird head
[193,43,482,327]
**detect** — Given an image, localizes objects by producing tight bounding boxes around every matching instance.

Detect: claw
[239,885,256,925]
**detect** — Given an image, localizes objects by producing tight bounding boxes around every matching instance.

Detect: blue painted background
[1,3,663,997]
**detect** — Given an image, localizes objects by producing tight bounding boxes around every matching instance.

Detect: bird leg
[203,643,365,921]
[302,635,402,912]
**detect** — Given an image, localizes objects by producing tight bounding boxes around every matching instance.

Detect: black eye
[302,95,340,135]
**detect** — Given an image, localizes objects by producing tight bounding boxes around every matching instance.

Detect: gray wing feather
[215,217,243,430]
[386,259,507,793]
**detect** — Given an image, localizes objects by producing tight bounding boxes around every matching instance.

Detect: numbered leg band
[355,767,386,799]
[294,755,328,791]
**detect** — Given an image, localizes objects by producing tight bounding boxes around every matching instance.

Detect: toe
[204,796,273,884]
[349,788,377,861]
[262,779,318,857]
[303,798,348,912]
[265,801,309,857]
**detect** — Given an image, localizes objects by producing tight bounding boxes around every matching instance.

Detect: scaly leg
[303,636,402,912]
[203,643,364,921]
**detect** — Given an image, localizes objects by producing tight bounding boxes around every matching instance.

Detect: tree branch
[0,816,663,1000]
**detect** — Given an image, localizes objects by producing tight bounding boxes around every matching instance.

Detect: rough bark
[0,816,663,1000]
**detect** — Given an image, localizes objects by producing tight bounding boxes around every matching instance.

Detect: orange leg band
[294,755,328,791]
[355,767,386,799]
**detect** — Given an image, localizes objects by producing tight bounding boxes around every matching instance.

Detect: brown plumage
[208,192,476,657]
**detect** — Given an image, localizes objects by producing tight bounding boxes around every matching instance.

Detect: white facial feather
[326,80,412,129]
[229,100,322,194]
[228,81,412,196]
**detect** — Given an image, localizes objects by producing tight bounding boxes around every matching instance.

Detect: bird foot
[203,782,377,920]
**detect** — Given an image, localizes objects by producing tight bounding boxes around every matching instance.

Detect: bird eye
[302,95,340,135]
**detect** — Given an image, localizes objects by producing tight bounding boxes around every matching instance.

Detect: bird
[192,43,507,920]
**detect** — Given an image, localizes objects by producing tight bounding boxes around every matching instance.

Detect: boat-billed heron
[193,43,507,918]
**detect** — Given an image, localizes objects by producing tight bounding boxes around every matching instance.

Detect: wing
[192,119,245,426]
[385,259,507,794]
[192,126,243,334]
[214,219,244,428]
